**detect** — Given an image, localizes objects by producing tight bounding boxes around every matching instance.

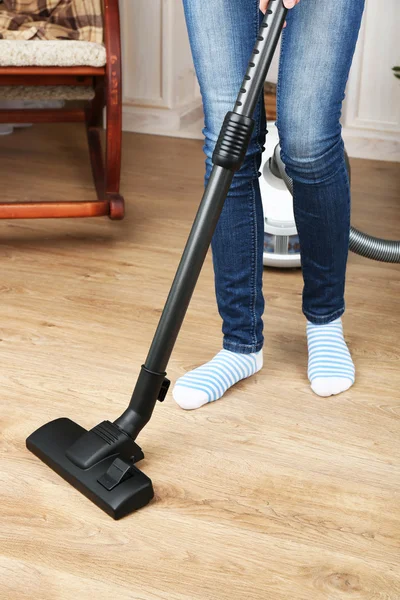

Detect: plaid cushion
[0,0,103,42]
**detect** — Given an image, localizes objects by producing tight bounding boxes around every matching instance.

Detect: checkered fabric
[0,0,103,42]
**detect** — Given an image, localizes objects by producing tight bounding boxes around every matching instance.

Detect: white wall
[342,0,400,161]
[120,0,400,161]
[120,0,202,138]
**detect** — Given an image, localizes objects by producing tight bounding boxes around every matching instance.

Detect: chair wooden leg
[86,77,124,220]
[105,88,124,220]
[104,13,124,221]
[86,124,106,201]
[86,81,124,219]
[86,80,106,201]
[108,193,124,220]
[87,78,105,128]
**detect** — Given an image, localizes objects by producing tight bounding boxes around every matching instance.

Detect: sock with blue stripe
[173,348,263,410]
[307,317,355,397]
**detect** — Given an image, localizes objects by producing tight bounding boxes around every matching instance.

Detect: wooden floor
[0,124,399,600]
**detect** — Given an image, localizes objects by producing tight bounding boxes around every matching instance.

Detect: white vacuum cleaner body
[261,124,301,268]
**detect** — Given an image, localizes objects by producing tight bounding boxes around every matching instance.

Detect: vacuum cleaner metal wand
[115,0,287,439]
[26,0,287,519]
[146,0,287,371]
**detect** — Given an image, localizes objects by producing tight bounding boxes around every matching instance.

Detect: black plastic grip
[212,111,255,172]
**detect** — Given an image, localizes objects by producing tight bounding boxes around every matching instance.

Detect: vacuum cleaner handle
[235,6,287,118]
[115,0,287,438]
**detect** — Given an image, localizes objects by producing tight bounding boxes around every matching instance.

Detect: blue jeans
[183,0,365,353]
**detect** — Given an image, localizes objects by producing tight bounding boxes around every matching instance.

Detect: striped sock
[173,348,263,410]
[307,317,355,397]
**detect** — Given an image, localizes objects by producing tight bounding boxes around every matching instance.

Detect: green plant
[393,66,400,79]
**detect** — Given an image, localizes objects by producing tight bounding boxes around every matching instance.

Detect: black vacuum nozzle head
[26,418,154,520]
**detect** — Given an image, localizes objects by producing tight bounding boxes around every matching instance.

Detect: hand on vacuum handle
[260,0,300,12]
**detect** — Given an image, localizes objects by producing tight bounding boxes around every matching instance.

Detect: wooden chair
[0,0,124,220]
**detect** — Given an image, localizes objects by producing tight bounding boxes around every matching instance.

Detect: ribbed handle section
[212,112,255,172]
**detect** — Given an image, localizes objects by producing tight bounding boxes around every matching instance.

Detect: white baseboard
[122,100,203,140]
[122,104,400,163]
[342,127,400,162]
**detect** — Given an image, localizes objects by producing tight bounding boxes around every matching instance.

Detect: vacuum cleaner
[261,123,301,267]
[262,129,400,267]
[26,0,399,520]
[27,0,288,520]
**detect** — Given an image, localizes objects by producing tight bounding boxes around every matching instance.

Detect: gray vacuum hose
[271,145,400,263]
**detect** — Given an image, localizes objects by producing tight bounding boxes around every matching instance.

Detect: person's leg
[277,0,365,396]
[174,0,266,409]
